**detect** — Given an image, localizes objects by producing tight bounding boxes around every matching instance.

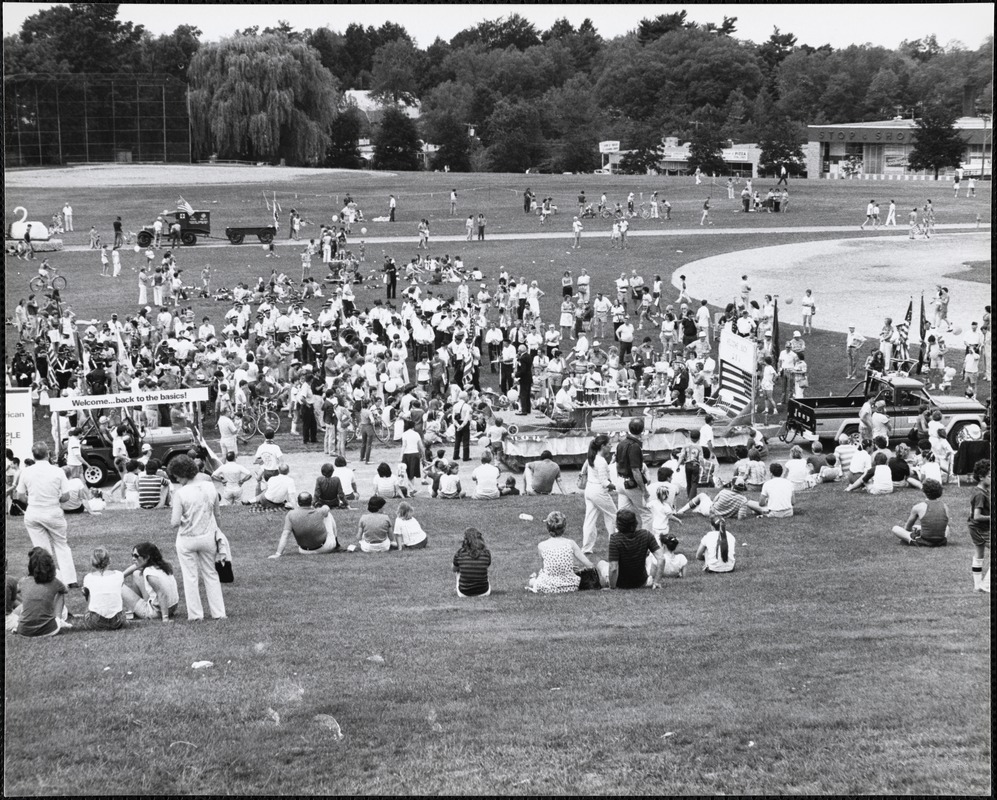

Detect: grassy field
[4,168,992,794]
[3,484,991,795]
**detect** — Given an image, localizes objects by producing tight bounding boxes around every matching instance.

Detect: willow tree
[188,34,339,165]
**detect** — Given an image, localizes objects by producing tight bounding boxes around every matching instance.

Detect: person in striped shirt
[453,527,491,597]
[136,459,171,510]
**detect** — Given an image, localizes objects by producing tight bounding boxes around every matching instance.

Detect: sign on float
[46,387,209,412]
[5,388,33,461]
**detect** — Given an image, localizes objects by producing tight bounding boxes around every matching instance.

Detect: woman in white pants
[168,455,226,621]
[581,434,617,555]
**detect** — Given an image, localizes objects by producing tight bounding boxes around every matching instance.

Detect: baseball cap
[141,443,153,453]
[699,331,707,338]
[793,330,802,337]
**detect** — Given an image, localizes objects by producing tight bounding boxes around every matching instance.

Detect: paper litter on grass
[191,661,214,669]
[314,714,344,740]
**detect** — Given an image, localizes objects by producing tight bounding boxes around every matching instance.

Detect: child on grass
[393,501,428,550]
[658,532,688,578]
[967,459,990,593]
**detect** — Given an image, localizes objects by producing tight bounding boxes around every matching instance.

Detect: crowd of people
[4,189,992,635]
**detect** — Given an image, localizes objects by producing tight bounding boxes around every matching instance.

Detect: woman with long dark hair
[453,527,491,597]
[121,542,180,622]
[581,434,616,554]
[696,517,736,573]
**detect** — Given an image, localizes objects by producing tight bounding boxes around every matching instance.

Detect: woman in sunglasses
[121,542,179,622]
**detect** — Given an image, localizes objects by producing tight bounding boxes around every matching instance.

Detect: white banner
[47,387,209,412]
[5,388,34,461]
[719,329,757,373]
[599,140,621,153]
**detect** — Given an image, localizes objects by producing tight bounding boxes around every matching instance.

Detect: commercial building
[806,116,991,179]
[601,137,763,177]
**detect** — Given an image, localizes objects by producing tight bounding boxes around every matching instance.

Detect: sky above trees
[2,3,994,51]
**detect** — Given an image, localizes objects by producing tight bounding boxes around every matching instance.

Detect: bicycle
[344,407,392,444]
[29,272,68,293]
[236,398,283,445]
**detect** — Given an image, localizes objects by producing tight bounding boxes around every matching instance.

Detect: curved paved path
[673,232,991,337]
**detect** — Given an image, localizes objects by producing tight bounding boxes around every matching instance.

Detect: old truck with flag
[136,197,277,246]
[782,374,986,449]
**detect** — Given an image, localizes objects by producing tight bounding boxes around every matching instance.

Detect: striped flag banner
[706,329,756,417]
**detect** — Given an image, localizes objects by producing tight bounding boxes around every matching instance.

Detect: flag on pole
[770,298,781,363]
[915,292,928,375]
[894,298,913,371]
[177,196,194,214]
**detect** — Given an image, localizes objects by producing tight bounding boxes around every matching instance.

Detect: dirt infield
[4,164,389,188]
[676,232,992,336]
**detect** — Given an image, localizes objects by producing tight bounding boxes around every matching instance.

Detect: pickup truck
[783,375,986,448]
[71,411,208,487]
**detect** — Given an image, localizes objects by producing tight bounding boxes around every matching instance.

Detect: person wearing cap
[789,330,806,355]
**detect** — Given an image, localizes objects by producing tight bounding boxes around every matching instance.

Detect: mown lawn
[3,483,991,795]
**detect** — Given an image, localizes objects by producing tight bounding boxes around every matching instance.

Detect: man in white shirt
[64,428,92,481]
[759,463,795,517]
[471,451,501,499]
[14,443,78,585]
[255,464,297,509]
[576,269,591,303]
[211,451,254,506]
[253,430,284,481]
[695,300,712,342]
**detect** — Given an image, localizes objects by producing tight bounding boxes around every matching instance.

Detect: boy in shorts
[890,479,949,546]
[967,459,990,592]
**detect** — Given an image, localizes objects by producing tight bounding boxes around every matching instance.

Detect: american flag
[894,299,913,371]
[177,196,194,214]
[714,360,754,417]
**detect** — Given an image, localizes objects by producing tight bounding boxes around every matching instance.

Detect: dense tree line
[4,5,993,169]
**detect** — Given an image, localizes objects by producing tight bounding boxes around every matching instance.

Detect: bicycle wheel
[52,276,68,291]
[237,413,259,445]
[371,417,390,442]
[28,276,45,292]
[599,209,611,219]
[257,410,281,436]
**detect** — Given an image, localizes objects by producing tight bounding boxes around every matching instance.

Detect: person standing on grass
[860,200,875,230]
[388,194,396,222]
[572,216,583,249]
[845,325,866,379]
[14,443,77,587]
[616,418,652,530]
[700,198,712,226]
[885,199,897,227]
[453,528,491,597]
[581,434,617,554]
[168,455,227,621]
[270,492,341,557]
[449,189,458,216]
[112,216,124,249]
[967,459,990,592]
[477,213,486,241]
[597,509,664,590]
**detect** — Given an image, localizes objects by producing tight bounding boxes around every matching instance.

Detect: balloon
[782,296,793,305]
[360,227,367,235]
[951,325,963,336]
[384,380,398,394]
[133,244,141,253]
[332,215,339,222]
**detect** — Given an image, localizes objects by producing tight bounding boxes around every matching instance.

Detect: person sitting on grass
[525,450,566,495]
[453,527,492,597]
[818,454,842,483]
[332,456,359,503]
[353,496,393,553]
[252,463,297,510]
[890,479,950,547]
[313,462,348,509]
[596,509,664,590]
[677,477,767,519]
[844,452,894,495]
[392,501,428,550]
[437,462,464,499]
[658,532,688,578]
[527,511,596,594]
[471,451,501,500]
[499,475,521,496]
[15,548,71,637]
[79,547,126,631]
[806,441,829,474]
[759,463,795,518]
[372,462,401,498]
[425,449,450,497]
[120,542,180,623]
[846,439,873,485]
[696,517,736,573]
[269,493,341,558]
[889,443,923,491]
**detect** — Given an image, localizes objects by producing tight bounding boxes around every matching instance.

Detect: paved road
[46,222,989,253]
